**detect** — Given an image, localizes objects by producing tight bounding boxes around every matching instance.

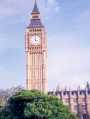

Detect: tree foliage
[0,90,77,119]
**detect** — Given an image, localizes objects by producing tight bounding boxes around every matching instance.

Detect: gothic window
[73,98,77,103]
[74,105,78,111]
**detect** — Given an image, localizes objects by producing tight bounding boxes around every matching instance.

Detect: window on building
[82,98,86,102]
[82,114,87,119]
[65,98,69,103]
[74,105,78,111]
[82,105,86,111]
[72,91,77,95]
[73,98,77,103]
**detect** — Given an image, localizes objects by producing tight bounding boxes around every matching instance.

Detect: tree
[0,90,77,119]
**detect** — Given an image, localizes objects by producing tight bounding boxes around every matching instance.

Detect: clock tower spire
[32,0,39,14]
[25,1,48,93]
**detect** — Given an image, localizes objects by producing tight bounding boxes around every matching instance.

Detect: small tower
[25,0,48,93]
[86,82,90,90]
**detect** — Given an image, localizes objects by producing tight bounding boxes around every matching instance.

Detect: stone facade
[25,1,47,93]
[49,85,90,119]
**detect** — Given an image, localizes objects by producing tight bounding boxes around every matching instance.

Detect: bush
[0,90,77,119]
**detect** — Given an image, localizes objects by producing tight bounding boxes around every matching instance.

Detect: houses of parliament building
[49,83,90,119]
[25,1,90,119]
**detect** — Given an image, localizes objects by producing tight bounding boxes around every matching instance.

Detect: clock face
[31,35,40,45]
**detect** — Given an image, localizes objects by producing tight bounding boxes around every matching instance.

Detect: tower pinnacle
[28,0,44,28]
[32,0,40,14]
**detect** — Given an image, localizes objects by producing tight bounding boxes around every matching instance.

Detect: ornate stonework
[49,84,90,119]
[25,1,47,93]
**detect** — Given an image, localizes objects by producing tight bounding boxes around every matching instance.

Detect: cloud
[0,35,22,55]
[48,33,90,90]
[74,9,90,27]
[48,48,90,90]
[0,66,25,89]
[0,0,33,19]
[0,67,20,89]
[45,0,61,13]
[0,0,60,19]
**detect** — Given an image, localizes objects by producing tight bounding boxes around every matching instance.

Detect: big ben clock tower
[25,0,47,93]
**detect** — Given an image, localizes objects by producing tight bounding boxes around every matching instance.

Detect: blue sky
[0,0,90,90]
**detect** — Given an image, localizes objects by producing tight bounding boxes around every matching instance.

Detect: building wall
[49,89,90,119]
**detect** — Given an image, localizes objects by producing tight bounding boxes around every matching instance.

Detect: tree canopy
[0,90,77,119]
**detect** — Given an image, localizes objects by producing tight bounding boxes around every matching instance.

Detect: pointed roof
[32,0,40,14]
[29,19,44,28]
[27,0,44,28]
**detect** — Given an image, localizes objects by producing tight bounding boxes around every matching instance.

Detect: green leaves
[0,90,77,119]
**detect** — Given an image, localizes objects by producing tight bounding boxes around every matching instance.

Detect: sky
[0,0,90,90]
